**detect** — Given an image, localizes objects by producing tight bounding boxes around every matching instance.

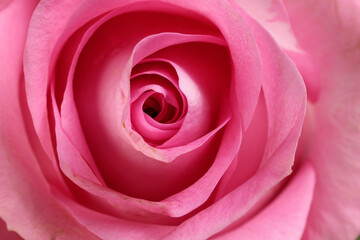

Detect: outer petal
[232,0,299,52]
[231,0,320,102]
[282,0,360,239]
[211,163,316,240]
[0,1,99,239]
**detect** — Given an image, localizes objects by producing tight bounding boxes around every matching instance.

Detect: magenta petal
[0,218,22,240]
[131,59,188,128]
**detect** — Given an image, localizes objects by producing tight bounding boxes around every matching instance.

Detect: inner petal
[143,93,177,123]
[143,93,163,119]
[131,90,178,145]
[71,9,231,203]
[130,72,187,145]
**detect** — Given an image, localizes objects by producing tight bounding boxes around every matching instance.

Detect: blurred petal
[230,0,320,102]
[282,0,360,239]
[231,0,300,52]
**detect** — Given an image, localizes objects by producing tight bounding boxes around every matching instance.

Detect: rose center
[142,92,176,123]
[129,60,188,145]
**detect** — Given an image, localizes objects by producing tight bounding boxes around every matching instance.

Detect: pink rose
[0,0,359,239]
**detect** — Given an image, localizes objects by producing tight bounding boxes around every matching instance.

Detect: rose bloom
[0,0,359,239]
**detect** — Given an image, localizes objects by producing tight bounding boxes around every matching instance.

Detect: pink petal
[211,163,316,240]
[229,0,320,102]
[0,1,99,239]
[283,0,360,239]
[55,14,233,217]
[231,0,300,52]
[64,6,236,214]
[23,0,266,236]
[24,0,261,157]
[53,189,174,240]
[213,91,268,201]
[131,90,178,144]
[148,44,231,149]
[163,11,306,240]
[0,218,22,240]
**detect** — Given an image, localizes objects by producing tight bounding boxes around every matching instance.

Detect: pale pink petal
[282,0,360,239]
[285,50,321,102]
[229,0,320,102]
[231,0,300,52]
[211,163,315,240]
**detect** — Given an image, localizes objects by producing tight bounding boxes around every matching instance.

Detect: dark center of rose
[142,92,177,123]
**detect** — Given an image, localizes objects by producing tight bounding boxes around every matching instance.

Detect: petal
[0,218,22,240]
[211,163,316,240]
[55,4,240,221]
[163,10,306,240]
[282,0,360,239]
[53,188,175,240]
[23,0,263,235]
[230,0,320,102]
[0,1,99,239]
[213,90,267,201]
[62,8,233,209]
[231,0,300,52]
[24,0,261,155]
